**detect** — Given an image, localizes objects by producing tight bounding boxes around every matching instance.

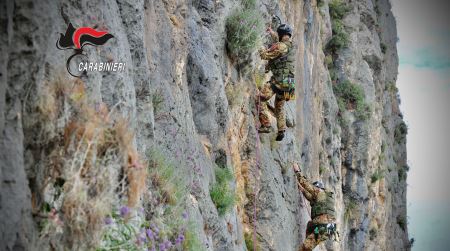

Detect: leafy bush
[329,0,351,19]
[397,216,407,231]
[371,169,384,183]
[319,166,327,175]
[210,167,236,216]
[385,81,398,94]
[369,228,378,240]
[398,166,408,181]
[327,0,351,52]
[394,121,408,143]
[317,0,325,8]
[328,19,349,51]
[380,43,387,54]
[226,8,264,59]
[333,80,371,120]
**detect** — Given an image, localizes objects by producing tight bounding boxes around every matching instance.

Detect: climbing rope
[253,83,262,251]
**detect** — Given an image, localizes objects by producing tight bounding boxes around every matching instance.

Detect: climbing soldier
[257,23,296,141]
[293,163,339,251]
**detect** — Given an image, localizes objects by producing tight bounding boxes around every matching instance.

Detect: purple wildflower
[138,232,147,243]
[104,216,113,225]
[164,240,172,249]
[159,243,166,251]
[119,206,130,217]
[146,228,154,239]
[182,211,188,220]
[178,234,185,241]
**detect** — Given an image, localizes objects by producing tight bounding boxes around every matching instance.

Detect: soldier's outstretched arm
[297,178,314,201]
[295,173,316,201]
[293,163,320,201]
[259,42,288,60]
[267,27,279,42]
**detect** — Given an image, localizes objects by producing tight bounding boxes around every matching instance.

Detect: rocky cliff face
[0,0,409,250]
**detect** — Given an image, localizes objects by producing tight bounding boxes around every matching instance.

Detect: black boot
[276,130,285,141]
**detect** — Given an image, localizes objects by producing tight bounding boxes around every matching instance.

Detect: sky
[391,0,450,250]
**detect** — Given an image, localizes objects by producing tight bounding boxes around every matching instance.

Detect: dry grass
[35,73,146,249]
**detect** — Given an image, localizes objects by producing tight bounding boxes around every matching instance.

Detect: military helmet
[277,24,293,37]
[313,181,325,190]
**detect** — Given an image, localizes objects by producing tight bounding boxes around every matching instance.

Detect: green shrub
[317,0,325,8]
[210,167,236,216]
[333,127,339,135]
[371,169,384,183]
[385,81,398,94]
[329,67,338,82]
[226,9,264,59]
[329,0,351,19]
[325,54,334,68]
[380,43,387,54]
[183,221,205,251]
[398,166,407,181]
[152,89,164,114]
[327,0,351,52]
[369,228,378,240]
[242,0,257,9]
[333,80,371,120]
[319,166,327,175]
[374,5,380,16]
[397,215,407,231]
[328,19,349,51]
[148,148,188,206]
[394,121,408,143]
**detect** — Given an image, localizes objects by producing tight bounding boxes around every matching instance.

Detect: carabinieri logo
[57,23,124,77]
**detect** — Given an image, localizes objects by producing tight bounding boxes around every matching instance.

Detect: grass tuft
[333,80,371,120]
[210,167,236,216]
[371,169,384,183]
[225,2,264,60]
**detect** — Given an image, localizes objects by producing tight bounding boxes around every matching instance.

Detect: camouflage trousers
[299,221,332,251]
[258,82,287,131]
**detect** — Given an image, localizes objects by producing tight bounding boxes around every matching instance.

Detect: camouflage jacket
[259,34,295,86]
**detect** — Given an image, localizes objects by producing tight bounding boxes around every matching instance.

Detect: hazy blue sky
[391,0,450,250]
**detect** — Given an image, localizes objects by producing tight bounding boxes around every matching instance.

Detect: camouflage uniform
[295,173,337,251]
[258,33,295,132]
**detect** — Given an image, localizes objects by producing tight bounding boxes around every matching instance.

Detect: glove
[293,163,301,174]
[258,47,266,55]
